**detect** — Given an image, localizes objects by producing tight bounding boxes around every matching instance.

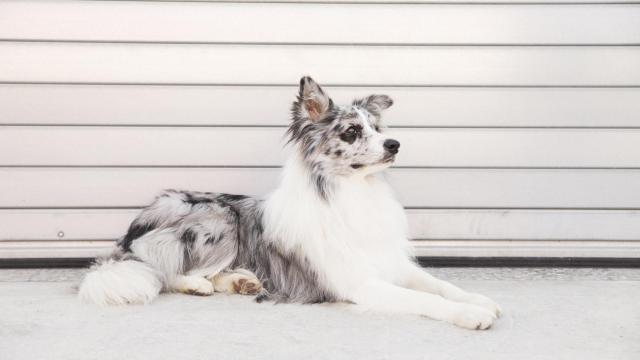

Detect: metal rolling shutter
[1,0,640,261]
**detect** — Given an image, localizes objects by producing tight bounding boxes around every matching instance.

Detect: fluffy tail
[78,257,163,306]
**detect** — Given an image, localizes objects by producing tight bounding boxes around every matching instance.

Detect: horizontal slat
[0,209,136,241]
[0,127,285,166]
[2,126,639,167]
[3,43,640,85]
[3,2,640,44]
[2,168,640,208]
[2,240,639,259]
[408,209,640,240]
[3,85,640,127]
[411,240,640,258]
[2,209,639,241]
[0,240,113,259]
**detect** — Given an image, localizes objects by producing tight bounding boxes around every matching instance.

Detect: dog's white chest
[334,177,409,257]
[291,175,411,296]
[262,160,411,298]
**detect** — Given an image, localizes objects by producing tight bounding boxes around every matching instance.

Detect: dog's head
[288,76,399,180]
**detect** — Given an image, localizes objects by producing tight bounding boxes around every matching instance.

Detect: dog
[79,76,501,330]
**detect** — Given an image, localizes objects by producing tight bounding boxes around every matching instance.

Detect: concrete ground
[1,268,638,360]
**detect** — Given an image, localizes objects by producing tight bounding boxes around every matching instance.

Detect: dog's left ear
[293,76,334,122]
[352,95,393,117]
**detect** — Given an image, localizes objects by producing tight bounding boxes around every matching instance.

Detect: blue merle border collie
[79,77,501,330]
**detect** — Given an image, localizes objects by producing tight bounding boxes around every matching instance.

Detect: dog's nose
[383,139,400,154]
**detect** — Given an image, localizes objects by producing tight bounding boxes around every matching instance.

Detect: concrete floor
[1,268,638,360]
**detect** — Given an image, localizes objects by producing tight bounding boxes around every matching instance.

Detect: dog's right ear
[352,95,393,118]
[292,76,333,122]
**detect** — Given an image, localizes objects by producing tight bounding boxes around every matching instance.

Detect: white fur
[263,150,500,329]
[172,275,214,295]
[264,151,409,296]
[78,259,162,306]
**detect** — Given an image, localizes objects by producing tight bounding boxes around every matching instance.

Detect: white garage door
[1,0,640,263]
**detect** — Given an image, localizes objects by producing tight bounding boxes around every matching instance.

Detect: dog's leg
[208,268,262,295]
[399,263,501,317]
[352,279,495,330]
[172,275,214,296]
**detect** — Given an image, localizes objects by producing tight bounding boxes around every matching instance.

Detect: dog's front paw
[449,305,496,330]
[466,293,502,318]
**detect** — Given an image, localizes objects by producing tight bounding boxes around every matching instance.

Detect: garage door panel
[3,127,640,167]
[3,2,639,44]
[2,168,640,208]
[3,209,639,241]
[3,0,639,261]
[411,240,640,258]
[4,85,640,128]
[3,43,640,85]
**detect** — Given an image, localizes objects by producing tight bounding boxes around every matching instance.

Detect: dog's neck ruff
[260,152,410,299]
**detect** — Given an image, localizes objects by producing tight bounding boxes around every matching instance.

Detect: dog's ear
[352,95,393,118]
[293,76,333,122]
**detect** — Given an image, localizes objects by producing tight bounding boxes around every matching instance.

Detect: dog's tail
[78,255,163,306]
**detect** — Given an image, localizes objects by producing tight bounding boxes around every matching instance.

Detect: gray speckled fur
[115,189,335,303]
[287,77,394,199]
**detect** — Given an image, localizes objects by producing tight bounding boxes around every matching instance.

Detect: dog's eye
[340,126,359,144]
[374,125,381,132]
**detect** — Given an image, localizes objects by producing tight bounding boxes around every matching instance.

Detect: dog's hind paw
[175,275,215,296]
